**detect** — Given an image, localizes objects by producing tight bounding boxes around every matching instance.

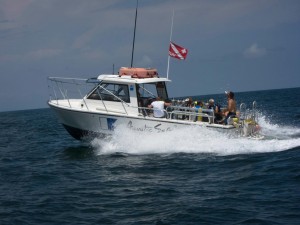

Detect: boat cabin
[83,69,170,116]
[48,68,219,123]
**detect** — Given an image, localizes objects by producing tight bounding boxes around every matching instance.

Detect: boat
[47,67,260,140]
[47,3,260,140]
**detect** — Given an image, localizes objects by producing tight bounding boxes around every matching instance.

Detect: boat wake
[91,115,300,156]
[258,114,300,139]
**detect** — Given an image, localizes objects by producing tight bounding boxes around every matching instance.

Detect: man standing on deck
[223,91,237,124]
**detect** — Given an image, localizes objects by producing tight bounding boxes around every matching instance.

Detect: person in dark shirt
[208,99,222,122]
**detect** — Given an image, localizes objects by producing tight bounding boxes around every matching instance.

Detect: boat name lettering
[127,121,153,132]
[127,121,173,133]
[154,124,173,132]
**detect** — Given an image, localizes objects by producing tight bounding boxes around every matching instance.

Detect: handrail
[239,101,258,121]
[48,76,130,114]
[135,105,214,123]
[239,103,246,120]
[252,101,258,121]
[48,77,90,109]
[48,77,88,82]
[97,85,129,114]
[166,106,213,113]
[166,106,215,122]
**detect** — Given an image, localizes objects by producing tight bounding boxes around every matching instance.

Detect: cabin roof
[97,74,171,84]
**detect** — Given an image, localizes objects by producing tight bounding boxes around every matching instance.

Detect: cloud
[27,48,62,60]
[82,50,105,61]
[137,55,153,67]
[0,48,62,62]
[72,27,98,49]
[243,43,266,58]
[0,0,33,20]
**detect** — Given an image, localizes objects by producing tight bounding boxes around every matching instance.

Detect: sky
[0,0,300,112]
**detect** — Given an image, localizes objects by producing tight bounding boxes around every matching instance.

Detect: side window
[136,82,168,100]
[87,83,130,103]
[156,82,168,100]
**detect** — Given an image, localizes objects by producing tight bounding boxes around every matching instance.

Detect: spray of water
[258,114,300,139]
[91,114,300,156]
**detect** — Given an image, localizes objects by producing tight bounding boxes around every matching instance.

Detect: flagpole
[167,9,175,79]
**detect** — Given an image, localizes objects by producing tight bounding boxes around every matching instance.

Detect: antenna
[130,0,138,68]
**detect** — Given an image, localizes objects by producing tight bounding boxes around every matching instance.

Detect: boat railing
[96,85,130,114]
[48,77,94,109]
[252,101,258,121]
[239,103,246,120]
[48,77,130,113]
[239,101,258,121]
[167,106,215,123]
[136,105,214,123]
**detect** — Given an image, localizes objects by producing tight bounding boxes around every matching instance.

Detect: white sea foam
[258,114,300,139]
[92,115,300,156]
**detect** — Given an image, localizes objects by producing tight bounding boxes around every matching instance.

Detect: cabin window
[87,82,130,103]
[137,82,168,100]
[156,82,168,100]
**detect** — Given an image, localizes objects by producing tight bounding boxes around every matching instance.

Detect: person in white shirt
[148,97,171,118]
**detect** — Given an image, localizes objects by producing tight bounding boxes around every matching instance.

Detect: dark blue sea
[1,87,300,225]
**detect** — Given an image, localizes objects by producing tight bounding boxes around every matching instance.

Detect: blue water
[1,88,300,224]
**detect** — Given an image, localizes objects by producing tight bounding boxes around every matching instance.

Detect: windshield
[87,82,130,103]
[137,82,168,100]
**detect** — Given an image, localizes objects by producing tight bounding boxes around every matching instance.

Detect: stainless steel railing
[48,77,130,114]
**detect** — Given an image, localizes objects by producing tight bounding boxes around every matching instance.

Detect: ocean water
[1,87,300,225]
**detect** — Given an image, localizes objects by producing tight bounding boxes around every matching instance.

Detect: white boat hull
[49,102,235,140]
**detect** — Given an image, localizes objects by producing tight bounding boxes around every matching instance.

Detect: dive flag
[169,42,188,60]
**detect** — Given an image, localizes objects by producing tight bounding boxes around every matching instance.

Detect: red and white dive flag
[169,42,188,60]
